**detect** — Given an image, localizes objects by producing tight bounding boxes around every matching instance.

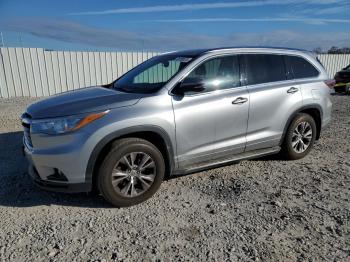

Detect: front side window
[113,55,194,93]
[285,55,319,79]
[181,55,240,94]
[243,54,286,85]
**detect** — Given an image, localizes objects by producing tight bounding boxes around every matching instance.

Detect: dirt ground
[0,95,349,261]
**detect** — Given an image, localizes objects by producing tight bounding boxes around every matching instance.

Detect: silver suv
[22,47,333,207]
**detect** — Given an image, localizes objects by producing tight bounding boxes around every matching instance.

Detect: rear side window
[243,54,286,85]
[285,55,319,79]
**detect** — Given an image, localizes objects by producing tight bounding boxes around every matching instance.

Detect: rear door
[242,53,303,151]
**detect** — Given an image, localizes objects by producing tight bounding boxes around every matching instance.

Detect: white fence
[0,48,160,98]
[0,47,349,98]
[317,54,350,78]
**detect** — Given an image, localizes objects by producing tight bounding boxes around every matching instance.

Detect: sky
[0,0,349,52]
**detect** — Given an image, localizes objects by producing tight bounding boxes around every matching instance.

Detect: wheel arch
[85,125,175,191]
[280,104,323,145]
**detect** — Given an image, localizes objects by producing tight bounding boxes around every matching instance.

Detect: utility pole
[0,32,4,47]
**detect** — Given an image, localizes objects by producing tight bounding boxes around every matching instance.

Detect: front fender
[85,125,175,185]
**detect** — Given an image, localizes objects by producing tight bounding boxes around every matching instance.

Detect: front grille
[21,113,33,148]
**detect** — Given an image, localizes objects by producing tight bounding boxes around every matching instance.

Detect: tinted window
[183,55,240,94]
[243,54,286,85]
[285,55,319,79]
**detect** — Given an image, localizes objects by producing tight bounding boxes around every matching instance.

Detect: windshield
[113,54,194,93]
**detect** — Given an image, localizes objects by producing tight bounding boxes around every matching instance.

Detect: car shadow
[0,131,284,208]
[0,131,113,208]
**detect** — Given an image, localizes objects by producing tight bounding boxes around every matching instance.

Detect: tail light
[324,79,335,89]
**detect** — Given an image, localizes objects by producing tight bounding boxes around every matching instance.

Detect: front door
[171,55,249,169]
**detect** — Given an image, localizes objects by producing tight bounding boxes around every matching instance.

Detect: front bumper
[24,143,92,193]
[28,164,91,193]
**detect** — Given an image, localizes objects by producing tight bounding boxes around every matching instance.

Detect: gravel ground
[0,95,349,262]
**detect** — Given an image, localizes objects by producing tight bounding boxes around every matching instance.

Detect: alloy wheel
[111,152,156,198]
[291,121,313,153]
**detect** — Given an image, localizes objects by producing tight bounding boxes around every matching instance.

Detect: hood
[26,86,142,119]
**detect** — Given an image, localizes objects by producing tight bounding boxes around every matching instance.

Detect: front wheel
[98,138,165,207]
[282,113,317,160]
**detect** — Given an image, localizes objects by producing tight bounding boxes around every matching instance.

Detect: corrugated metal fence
[317,54,350,78]
[0,48,160,98]
[0,47,349,98]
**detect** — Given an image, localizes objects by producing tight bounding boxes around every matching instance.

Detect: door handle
[232,97,248,104]
[287,87,299,94]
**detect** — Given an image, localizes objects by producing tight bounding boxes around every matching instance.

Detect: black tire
[98,138,165,207]
[281,113,317,160]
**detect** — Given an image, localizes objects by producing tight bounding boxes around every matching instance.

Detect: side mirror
[173,78,205,95]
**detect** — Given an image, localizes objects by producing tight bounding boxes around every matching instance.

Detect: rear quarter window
[285,55,319,79]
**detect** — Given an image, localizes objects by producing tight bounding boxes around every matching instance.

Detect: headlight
[31,110,109,135]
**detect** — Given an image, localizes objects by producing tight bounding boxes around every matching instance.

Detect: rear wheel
[282,113,317,160]
[98,138,165,207]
